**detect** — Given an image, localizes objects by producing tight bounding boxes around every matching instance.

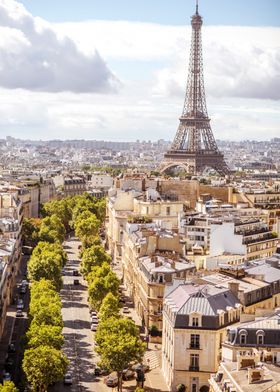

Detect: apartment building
[162,283,241,392]
[209,312,280,392]
[122,222,195,331]
[210,218,278,261]
[106,187,185,261]
[0,191,23,338]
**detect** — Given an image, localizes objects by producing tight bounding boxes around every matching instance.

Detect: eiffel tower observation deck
[160,1,230,176]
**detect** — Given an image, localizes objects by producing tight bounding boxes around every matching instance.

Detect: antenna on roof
[196,0,199,15]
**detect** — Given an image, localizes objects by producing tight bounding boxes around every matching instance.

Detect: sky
[0,0,279,141]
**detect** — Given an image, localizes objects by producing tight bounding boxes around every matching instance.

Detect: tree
[30,279,57,300]
[88,265,120,310]
[32,241,67,267]
[29,297,63,327]
[0,382,18,392]
[99,293,120,322]
[41,199,72,231]
[22,345,68,392]
[22,218,41,247]
[95,317,145,392]
[38,215,65,244]
[27,324,63,350]
[75,213,100,248]
[81,245,111,277]
[28,250,62,290]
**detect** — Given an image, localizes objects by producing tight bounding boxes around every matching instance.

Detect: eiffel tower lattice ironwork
[160,1,230,176]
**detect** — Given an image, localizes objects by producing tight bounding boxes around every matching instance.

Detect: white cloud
[0,3,279,141]
[0,0,119,93]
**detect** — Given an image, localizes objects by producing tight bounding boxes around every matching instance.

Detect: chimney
[228,281,240,297]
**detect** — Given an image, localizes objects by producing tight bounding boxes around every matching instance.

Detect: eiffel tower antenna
[160,3,230,176]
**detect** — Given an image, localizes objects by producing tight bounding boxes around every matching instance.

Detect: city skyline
[0,0,279,141]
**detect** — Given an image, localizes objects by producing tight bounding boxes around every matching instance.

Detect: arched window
[256,330,265,345]
[239,329,248,345]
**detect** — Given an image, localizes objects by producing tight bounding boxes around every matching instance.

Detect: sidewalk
[112,264,169,392]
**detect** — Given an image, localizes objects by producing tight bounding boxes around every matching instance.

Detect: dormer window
[192,317,199,327]
[158,274,164,283]
[256,330,265,345]
[239,329,248,345]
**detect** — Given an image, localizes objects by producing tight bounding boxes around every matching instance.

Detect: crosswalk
[144,350,160,370]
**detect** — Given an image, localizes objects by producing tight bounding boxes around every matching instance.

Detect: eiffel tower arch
[160,1,230,176]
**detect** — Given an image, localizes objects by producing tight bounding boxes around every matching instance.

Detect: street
[54,237,109,392]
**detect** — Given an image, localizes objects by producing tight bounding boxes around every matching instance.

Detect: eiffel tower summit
[160,1,230,176]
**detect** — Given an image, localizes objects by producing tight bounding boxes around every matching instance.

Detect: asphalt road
[54,237,109,392]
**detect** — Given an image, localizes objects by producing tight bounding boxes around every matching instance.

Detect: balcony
[189,344,200,349]
[189,366,199,371]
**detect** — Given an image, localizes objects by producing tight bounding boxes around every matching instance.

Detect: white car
[123,307,130,314]
[91,323,98,331]
[63,372,73,385]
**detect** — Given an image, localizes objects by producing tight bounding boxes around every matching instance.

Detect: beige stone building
[162,283,242,392]
[209,312,280,392]
[122,222,195,331]
[106,187,186,261]
[0,190,23,338]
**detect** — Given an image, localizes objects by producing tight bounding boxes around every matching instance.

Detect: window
[257,334,264,345]
[166,206,171,216]
[190,334,200,349]
[240,334,247,345]
[190,354,199,371]
[192,317,199,327]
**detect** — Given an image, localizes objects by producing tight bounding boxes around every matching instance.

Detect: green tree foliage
[99,292,120,322]
[29,296,63,327]
[81,245,111,277]
[38,215,65,244]
[88,264,120,310]
[30,279,57,300]
[32,241,67,267]
[0,382,18,392]
[29,279,63,327]
[75,213,100,248]
[28,249,63,291]
[95,317,145,391]
[22,345,68,391]
[41,199,72,231]
[27,324,63,350]
[22,217,41,247]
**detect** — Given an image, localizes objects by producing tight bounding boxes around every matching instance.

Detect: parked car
[73,270,79,276]
[7,343,16,353]
[16,310,24,317]
[21,280,28,287]
[132,363,150,373]
[90,310,97,317]
[73,279,79,285]
[122,368,135,380]
[3,372,11,381]
[61,268,66,275]
[63,372,73,385]
[91,323,97,332]
[17,299,24,310]
[94,366,109,376]
[20,286,27,294]
[91,316,98,323]
[5,356,14,370]
[105,372,118,387]
[123,306,130,314]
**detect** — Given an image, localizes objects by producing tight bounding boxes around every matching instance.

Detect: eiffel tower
[160,1,229,176]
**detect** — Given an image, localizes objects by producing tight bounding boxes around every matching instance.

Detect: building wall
[210,223,246,257]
